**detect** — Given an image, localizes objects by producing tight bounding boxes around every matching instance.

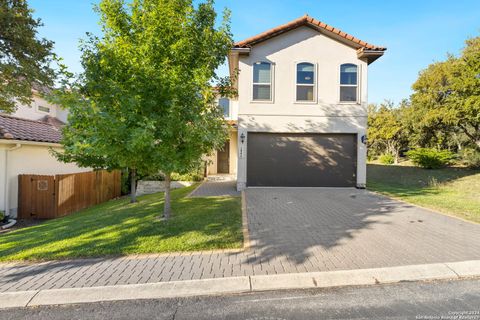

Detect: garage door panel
[247,133,356,187]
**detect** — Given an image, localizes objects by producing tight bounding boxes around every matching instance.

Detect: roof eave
[0,139,61,147]
[357,48,386,65]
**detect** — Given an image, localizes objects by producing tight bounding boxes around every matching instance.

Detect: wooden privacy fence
[18,170,121,219]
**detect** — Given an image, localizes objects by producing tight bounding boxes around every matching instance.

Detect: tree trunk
[163,172,171,220]
[130,168,137,203]
[394,149,399,165]
[458,124,480,151]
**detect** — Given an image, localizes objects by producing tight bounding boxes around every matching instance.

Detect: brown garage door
[247,133,357,187]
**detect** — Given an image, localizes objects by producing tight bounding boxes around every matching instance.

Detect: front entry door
[217,141,230,174]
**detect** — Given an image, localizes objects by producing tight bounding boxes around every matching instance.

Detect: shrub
[460,148,480,168]
[171,171,204,182]
[378,153,395,165]
[142,164,205,182]
[406,148,455,169]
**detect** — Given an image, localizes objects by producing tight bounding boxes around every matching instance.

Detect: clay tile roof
[234,14,386,51]
[0,114,63,143]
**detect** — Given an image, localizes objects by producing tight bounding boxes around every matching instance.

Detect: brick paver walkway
[188,179,240,197]
[1,188,479,292]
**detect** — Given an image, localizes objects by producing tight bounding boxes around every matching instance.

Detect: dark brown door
[217,141,230,174]
[247,133,357,187]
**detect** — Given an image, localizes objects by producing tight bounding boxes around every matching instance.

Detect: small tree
[367,101,408,164]
[0,0,57,113]
[53,0,233,218]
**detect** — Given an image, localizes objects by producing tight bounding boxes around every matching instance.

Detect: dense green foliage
[51,0,233,213]
[405,148,455,169]
[368,35,480,166]
[460,148,480,168]
[410,36,480,151]
[0,185,242,261]
[0,0,57,113]
[367,101,408,163]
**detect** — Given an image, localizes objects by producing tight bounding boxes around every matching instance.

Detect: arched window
[252,61,272,101]
[340,64,358,102]
[296,62,315,102]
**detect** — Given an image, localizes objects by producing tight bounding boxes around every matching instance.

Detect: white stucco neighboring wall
[12,93,68,122]
[0,142,91,218]
[235,26,369,190]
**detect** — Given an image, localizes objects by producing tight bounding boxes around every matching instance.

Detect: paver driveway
[245,188,480,269]
[0,187,479,292]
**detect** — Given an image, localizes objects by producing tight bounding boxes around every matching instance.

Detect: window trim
[251,61,274,103]
[338,63,360,104]
[294,61,317,104]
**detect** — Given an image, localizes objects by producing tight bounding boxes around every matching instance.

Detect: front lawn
[0,185,243,262]
[367,164,480,223]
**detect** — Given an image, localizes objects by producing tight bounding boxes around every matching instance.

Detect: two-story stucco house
[207,15,385,190]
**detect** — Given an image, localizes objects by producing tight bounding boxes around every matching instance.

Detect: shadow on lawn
[0,186,242,265]
[366,164,480,197]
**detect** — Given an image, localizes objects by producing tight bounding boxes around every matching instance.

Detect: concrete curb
[1,260,479,309]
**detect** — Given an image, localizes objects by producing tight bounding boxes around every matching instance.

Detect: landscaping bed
[367,164,480,223]
[0,184,243,262]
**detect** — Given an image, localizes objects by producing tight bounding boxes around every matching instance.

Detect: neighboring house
[12,88,69,123]
[207,15,386,190]
[0,93,90,218]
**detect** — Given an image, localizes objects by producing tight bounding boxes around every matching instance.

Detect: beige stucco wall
[229,130,238,175]
[0,143,91,218]
[235,26,369,190]
[12,94,68,122]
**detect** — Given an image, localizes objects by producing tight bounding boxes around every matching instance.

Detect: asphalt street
[2,278,479,320]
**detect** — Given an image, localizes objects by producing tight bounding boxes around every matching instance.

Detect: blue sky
[30,0,480,104]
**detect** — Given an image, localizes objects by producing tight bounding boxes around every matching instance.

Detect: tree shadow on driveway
[242,187,480,267]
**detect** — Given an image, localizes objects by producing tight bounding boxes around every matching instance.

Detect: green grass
[367,164,480,223]
[0,185,243,262]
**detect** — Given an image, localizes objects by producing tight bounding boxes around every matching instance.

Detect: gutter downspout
[4,143,22,217]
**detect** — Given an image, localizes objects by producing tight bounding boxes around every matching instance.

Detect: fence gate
[18,175,56,219]
[18,170,121,220]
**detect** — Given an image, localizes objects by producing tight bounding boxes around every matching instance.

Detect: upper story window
[218,97,230,117]
[252,61,272,101]
[296,62,315,102]
[340,64,358,102]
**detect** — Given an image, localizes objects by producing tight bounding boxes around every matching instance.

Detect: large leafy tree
[0,0,57,113]
[410,36,480,150]
[53,0,233,218]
